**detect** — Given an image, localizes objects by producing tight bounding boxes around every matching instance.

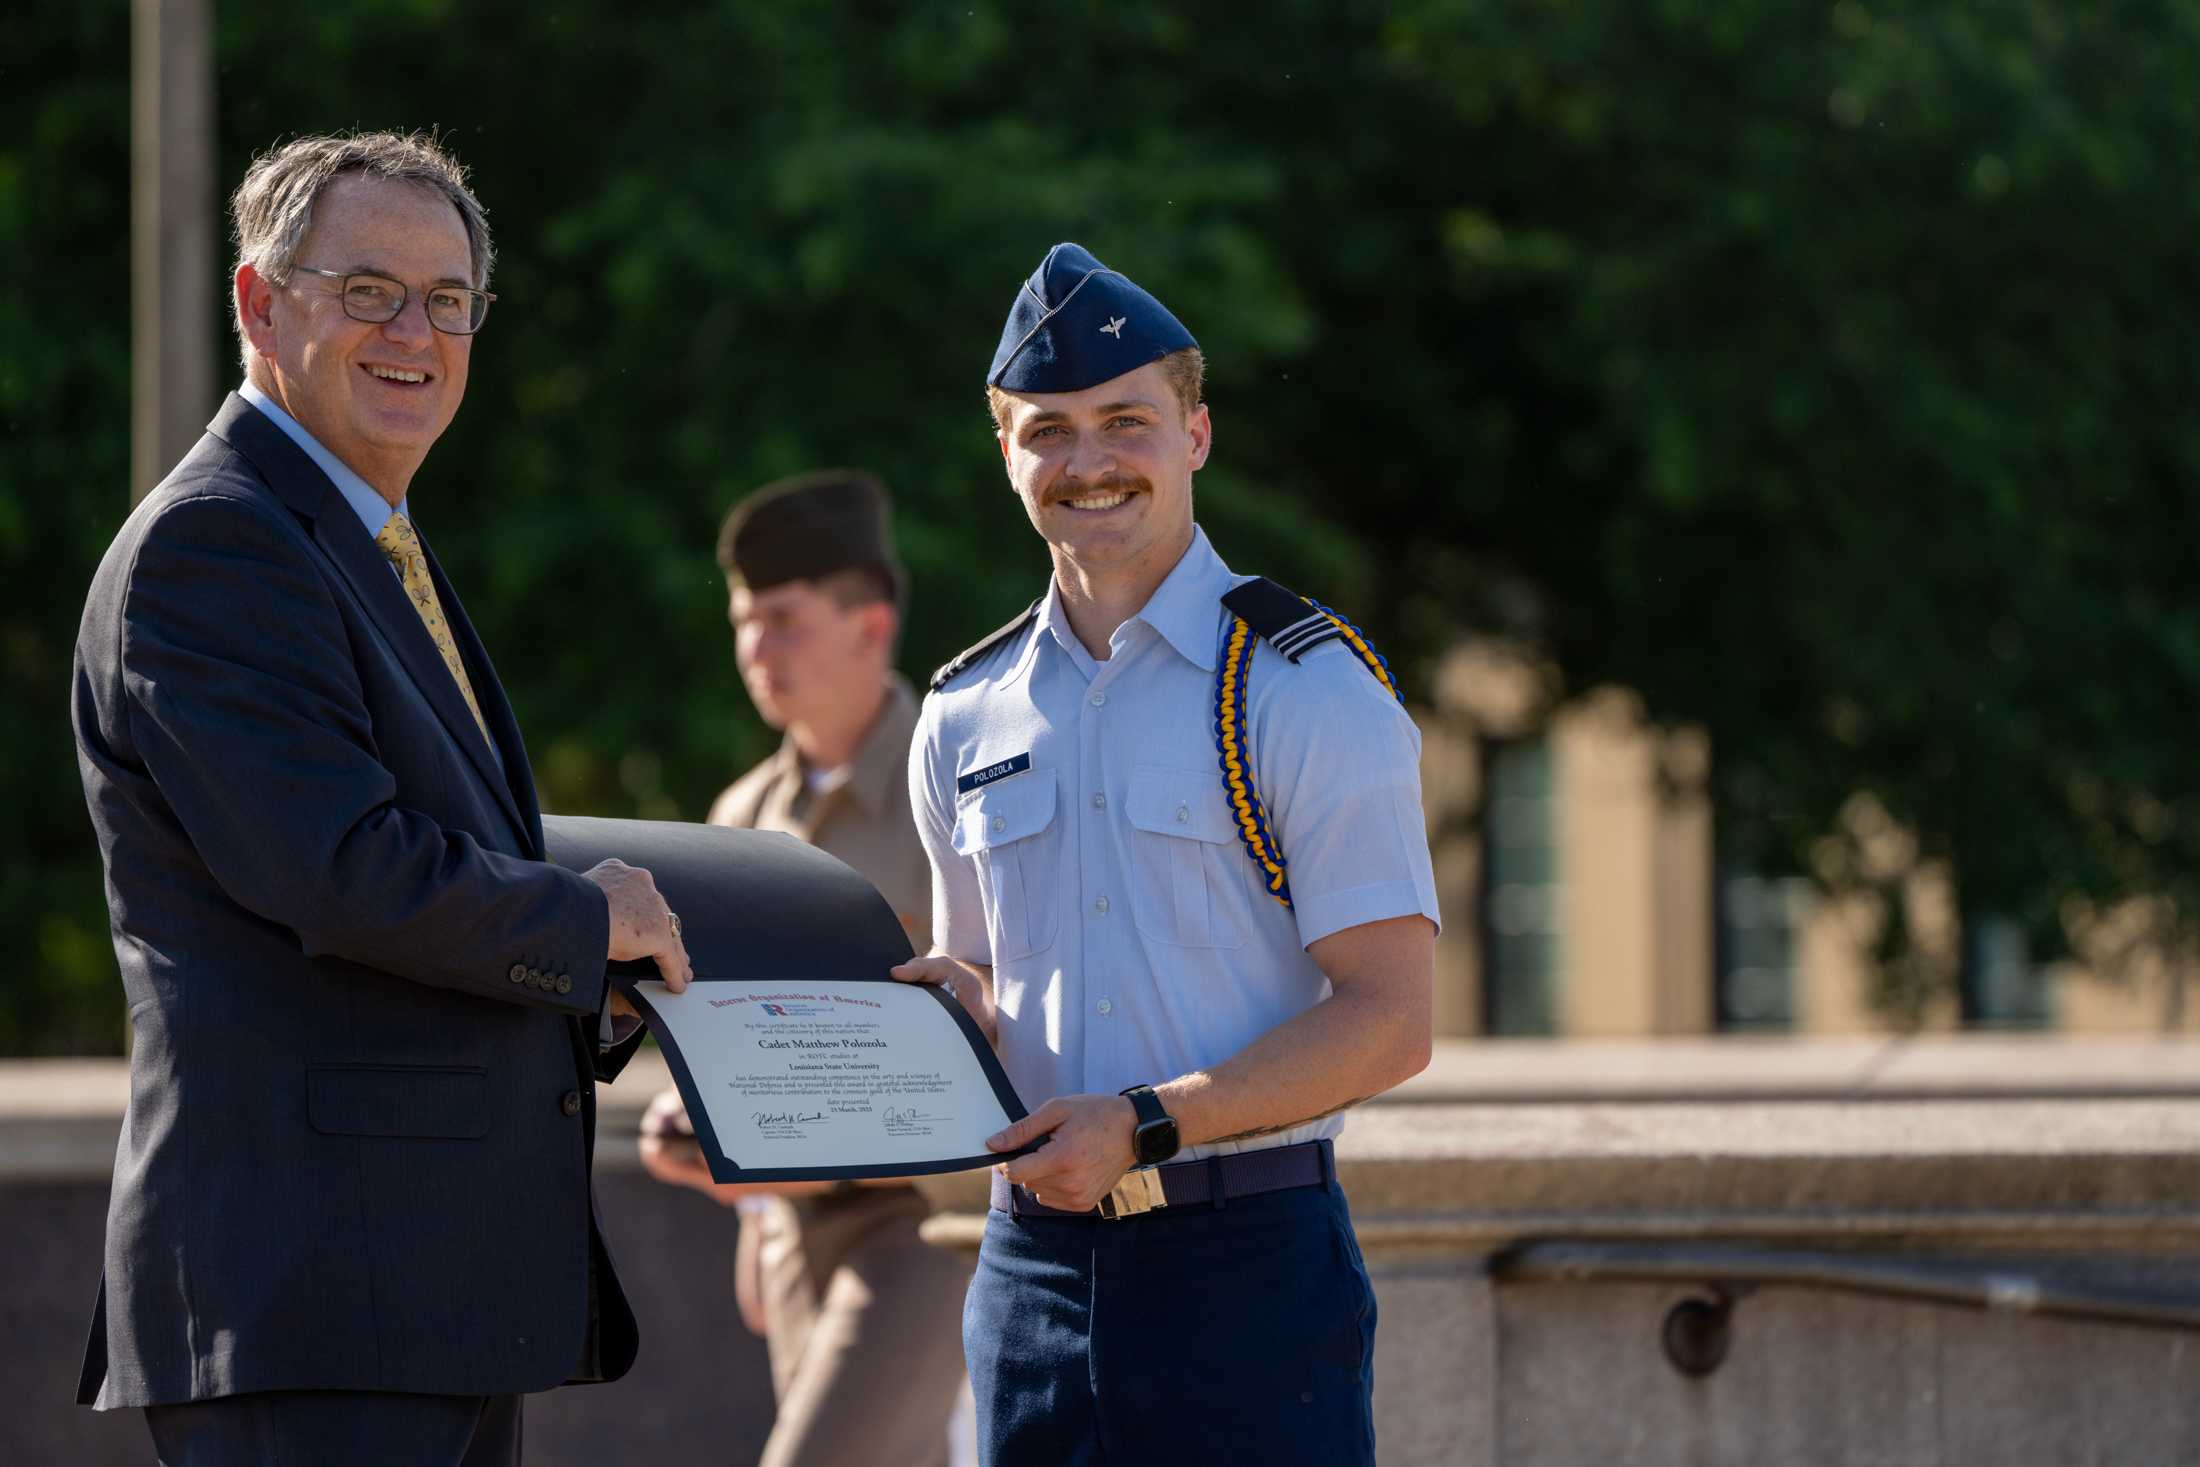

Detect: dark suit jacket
[71,394,643,1408]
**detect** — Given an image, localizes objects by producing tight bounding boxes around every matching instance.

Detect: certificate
[620,976,1024,1181]
[541,813,1032,1182]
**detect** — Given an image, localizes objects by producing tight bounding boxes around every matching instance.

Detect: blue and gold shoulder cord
[1212,581,1404,909]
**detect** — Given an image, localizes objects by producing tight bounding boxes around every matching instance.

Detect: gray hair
[230,131,493,360]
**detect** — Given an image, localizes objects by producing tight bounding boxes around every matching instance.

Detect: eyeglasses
[289,264,496,336]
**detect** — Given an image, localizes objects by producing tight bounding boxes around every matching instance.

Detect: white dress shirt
[239,379,409,542]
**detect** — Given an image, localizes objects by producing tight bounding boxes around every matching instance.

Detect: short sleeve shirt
[908,527,1440,1161]
[710,675,933,954]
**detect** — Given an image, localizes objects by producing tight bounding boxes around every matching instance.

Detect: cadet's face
[237,174,475,499]
[996,361,1210,579]
[729,578,874,730]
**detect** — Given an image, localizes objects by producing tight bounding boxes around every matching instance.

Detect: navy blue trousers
[963,1173,1377,1467]
[144,1390,522,1466]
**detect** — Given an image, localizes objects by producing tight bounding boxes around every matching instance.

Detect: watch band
[1120,1083,1167,1129]
[1119,1083,1180,1165]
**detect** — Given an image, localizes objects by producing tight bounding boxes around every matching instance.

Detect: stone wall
[9,1038,2200,1465]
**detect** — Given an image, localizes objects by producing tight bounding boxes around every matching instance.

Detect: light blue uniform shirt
[911,526,1440,1161]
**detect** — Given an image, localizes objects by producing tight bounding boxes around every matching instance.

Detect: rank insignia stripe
[957,752,1033,794]
[929,597,1042,692]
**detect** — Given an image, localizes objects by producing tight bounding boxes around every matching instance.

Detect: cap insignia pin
[1100,315,1126,338]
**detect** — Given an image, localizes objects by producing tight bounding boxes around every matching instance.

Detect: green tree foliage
[1356,1,2200,977]
[0,0,137,1052]
[4,0,2196,1049]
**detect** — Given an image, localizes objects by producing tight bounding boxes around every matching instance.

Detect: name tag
[957,752,1032,794]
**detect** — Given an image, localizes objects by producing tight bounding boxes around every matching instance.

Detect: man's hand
[634,1088,772,1338]
[890,952,995,1045]
[582,858,691,991]
[988,1093,1138,1213]
[636,1086,717,1192]
[635,1084,842,1202]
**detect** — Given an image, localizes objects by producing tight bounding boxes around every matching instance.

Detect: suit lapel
[210,394,534,852]
[320,512,533,849]
[414,533,548,857]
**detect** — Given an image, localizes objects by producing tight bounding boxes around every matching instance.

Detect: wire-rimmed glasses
[290,264,495,335]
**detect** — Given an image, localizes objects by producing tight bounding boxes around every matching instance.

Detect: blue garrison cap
[987,242,1197,393]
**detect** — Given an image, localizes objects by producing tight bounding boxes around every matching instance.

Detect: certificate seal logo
[733,994,832,1019]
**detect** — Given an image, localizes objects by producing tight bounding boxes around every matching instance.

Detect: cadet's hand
[636,1084,839,1206]
[990,1093,1138,1213]
[636,1087,715,1192]
[890,953,995,1044]
[583,858,691,992]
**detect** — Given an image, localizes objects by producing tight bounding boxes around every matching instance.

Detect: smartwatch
[1119,1084,1181,1166]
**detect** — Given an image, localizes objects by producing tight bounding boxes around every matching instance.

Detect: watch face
[1134,1116,1180,1166]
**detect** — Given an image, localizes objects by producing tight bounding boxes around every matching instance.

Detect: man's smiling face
[995,360,1211,580]
[244,173,476,498]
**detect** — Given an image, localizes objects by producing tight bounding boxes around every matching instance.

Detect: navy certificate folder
[539,814,1027,1181]
[541,814,915,979]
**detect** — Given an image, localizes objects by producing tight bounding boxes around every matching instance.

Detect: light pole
[130,0,216,505]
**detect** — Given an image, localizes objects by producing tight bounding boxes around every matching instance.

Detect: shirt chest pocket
[1127,766,1249,950]
[952,772,1061,963]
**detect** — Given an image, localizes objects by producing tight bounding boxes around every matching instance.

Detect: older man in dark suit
[71,131,691,1466]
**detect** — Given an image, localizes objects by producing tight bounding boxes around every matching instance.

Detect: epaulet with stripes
[929,598,1042,692]
[1213,577,1403,910]
[1221,578,1345,663]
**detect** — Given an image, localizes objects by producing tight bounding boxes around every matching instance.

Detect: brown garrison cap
[715,470,905,603]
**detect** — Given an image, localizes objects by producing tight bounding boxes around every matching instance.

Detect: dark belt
[989,1138,1333,1220]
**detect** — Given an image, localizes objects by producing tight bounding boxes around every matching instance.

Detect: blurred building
[1419,643,2199,1038]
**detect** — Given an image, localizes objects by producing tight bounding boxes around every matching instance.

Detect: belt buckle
[1099,1165,1167,1220]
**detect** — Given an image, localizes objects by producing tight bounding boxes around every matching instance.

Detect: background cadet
[639,471,969,1467]
[893,242,1441,1467]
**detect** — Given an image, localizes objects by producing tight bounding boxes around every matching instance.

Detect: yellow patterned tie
[374,512,493,749]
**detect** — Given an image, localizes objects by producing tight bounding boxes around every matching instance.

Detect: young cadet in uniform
[892,244,1440,1467]
[639,472,969,1467]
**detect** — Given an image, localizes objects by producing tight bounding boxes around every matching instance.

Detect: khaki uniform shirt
[707,674,932,952]
[705,675,966,1467]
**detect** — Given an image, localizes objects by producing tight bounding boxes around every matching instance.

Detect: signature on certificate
[753,1111,825,1127]
[882,1106,948,1130]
